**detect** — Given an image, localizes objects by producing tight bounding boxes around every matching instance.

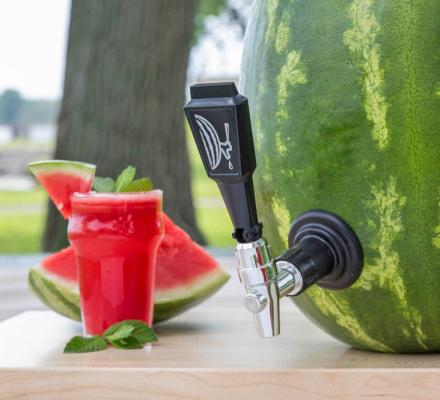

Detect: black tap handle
[184,82,262,243]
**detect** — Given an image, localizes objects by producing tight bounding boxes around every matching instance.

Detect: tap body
[235,213,364,338]
[184,82,363,339]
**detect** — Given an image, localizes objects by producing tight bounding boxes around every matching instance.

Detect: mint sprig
[92,166,153,193]
[63,320,157,353]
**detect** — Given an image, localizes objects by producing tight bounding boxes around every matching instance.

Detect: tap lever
[184,82,261,243]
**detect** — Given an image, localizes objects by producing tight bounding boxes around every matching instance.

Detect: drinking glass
[68,191,164,336]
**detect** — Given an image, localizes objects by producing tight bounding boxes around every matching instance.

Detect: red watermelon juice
[67,191,164,336]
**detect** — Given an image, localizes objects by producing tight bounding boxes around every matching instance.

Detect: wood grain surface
[1,253,440,399]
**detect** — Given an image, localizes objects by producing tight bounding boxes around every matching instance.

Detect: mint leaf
[103,320,134,337]
[104,320,157,349]
[120,178,153,192]
[115,165,136,192]
[110,336,144,350]
[130,321,158,343]
[93,176,115,192]
[64,335,107,353]
[104,324,135,342]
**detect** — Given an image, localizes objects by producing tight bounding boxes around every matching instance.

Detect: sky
[0,0,70,99]
[188,11,245,82]
[0,0,244,101]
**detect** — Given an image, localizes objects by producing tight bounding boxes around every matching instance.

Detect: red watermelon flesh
[155,213,220,289]
[41,246,77,282]
[28,160,96,219]
[37,172,93,218]
[30,213,229,323]
[41,213,222,289]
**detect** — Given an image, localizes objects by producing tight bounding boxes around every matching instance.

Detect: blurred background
[0,0,252,253]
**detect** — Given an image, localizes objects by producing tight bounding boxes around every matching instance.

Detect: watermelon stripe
[267,1,308,122]
[277,51,307,121]
[264,0,280,48]
[434,204,440,249]
[363,178,427,349]
[343,0,389,150]
[273,7,290,54]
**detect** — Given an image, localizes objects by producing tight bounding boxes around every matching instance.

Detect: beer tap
[184,82,363,338]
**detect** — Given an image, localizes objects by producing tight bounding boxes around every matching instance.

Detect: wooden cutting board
[1,271,440,399]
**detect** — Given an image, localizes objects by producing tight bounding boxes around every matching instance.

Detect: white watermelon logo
[194,114,233,170]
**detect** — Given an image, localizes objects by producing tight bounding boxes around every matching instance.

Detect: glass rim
[70,190,163,207]
[71,189,163,198]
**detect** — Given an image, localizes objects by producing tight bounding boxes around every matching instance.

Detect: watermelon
[240,0,440,352]
[28,213,229,323]
[28,160,96,218]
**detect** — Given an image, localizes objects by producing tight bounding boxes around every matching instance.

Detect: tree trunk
[43,0,204,251]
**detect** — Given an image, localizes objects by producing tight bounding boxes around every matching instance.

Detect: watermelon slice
[28,213,229,323]
[28,160,96,218]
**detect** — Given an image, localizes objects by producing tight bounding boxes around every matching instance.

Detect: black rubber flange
[288,210,363,290]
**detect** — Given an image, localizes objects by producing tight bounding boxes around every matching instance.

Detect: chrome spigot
[236,239,280,337]
[236,239,308,337]
[184,82,364,339]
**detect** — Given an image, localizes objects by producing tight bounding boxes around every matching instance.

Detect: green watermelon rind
[28,265,229,324]
[28,267,81,321]
[154,270,230,323]
[28,160,96,179]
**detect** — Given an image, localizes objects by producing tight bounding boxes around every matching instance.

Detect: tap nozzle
[235,238,305,338]
[236,238,280,338]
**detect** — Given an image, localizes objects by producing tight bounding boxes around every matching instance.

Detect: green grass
[196,207,234,248]
[0,212,46,253]
[0,131,232,253]
[0,190,46,206]
[0,139,53,151]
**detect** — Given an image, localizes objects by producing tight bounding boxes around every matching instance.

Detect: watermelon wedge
[28,160,96,218]
[28,213,229,323]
